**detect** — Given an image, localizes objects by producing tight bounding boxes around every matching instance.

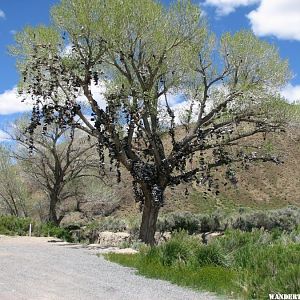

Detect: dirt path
[0,236,223,300]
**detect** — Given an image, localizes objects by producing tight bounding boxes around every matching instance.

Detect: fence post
[29,223,32,237]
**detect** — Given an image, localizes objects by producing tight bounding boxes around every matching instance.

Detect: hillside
[109,124,300,217]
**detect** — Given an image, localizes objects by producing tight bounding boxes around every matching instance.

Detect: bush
[126,216,141,238]
[290,224,300,243]
[155,230,229,268]
[268,206,300,231]
[231,211,273,231]
[0,215,73,242]
[85,217,126,233]
[159,231,199,266]
[156,212,200,234]
[217,229,272,251]
[214,229,300,299]
[34,222,73,242]
[198,214,223,232]
[0,215,32,236]
[156,212,225,234]
[231,206,300,232]
[157,206,300,235]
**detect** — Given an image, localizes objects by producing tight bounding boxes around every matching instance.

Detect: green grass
[105,229,300,299]
[105,231,239,297]
[105,252,238,296]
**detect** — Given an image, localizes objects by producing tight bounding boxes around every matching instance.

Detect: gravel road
[0,236,223,300]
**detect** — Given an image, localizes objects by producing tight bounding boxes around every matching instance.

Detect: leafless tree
[12,122,98,225]
[0,146,29,217]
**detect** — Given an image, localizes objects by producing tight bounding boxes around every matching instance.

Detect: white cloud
[0,82,107,116]
[0,87,32,115]
[10,30,17,35]
[248,0,300,41]
[281,84,300,103]
[161,93,184,106]
[0,130,9,142]
[203,0,260,16]
[0,9,5,19]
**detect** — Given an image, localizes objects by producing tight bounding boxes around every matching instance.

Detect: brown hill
[110,124,300,217]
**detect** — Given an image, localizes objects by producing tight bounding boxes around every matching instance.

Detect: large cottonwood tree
[11,0,291,244]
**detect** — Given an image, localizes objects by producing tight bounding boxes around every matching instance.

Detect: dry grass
[110,125,300,217]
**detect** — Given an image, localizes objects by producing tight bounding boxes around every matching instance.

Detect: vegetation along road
[0,236,222,300]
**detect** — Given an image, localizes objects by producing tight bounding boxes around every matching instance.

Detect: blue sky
[1,0,300,139]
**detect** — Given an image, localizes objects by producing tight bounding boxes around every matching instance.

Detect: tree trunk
[49,195,59,226]
[138,187,161,245]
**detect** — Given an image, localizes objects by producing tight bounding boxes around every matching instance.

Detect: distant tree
[0,146,29,217]
[12,121,98,225]
[11,0,292,244]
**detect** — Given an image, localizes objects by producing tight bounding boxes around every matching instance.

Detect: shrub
[34,222,73,242]
[0,215,32,236]
[0,216,73,242]
[156,211,226,234]
[126,216,141,238]
[198,214,222,232]
[231,206,300,232]
[217,229,271,251]
[156,212,200,234]
[214,229,300,298]
[143,231,201,266]
[160,236,193,266]
[231,211,273,231]
[157,206,300,235]
[276,264,300,294]
[86,217,126,232]
[290,224,300,243]
[268,206,300,231]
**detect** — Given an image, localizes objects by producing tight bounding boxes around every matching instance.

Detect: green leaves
[51,0,104,39]
[220,30,291,90]
[10,26,61,60]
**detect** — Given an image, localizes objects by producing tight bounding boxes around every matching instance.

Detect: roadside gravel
[0,236,224,300]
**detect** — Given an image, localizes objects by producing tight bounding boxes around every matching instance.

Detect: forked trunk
[138,187,161,245]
